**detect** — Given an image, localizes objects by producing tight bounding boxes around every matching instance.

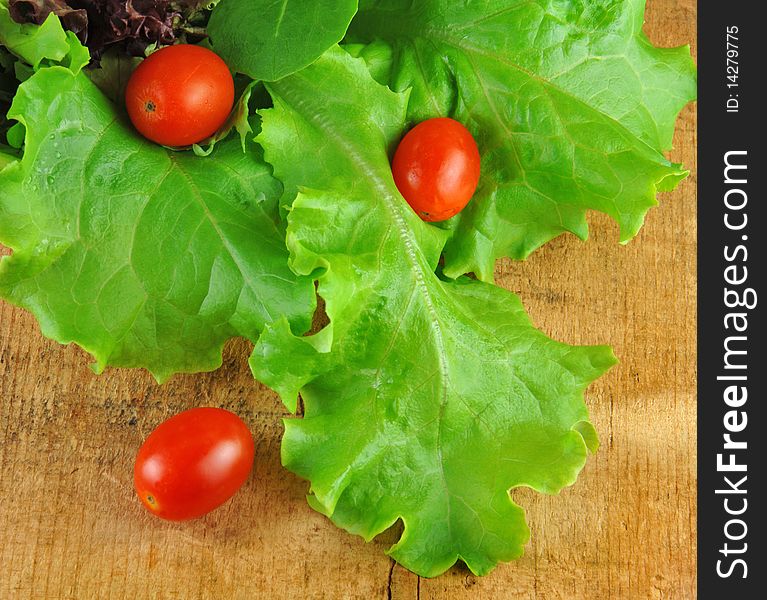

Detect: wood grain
[0,2,697,598]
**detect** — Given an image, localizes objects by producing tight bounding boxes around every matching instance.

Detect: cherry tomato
[392,117,481,222]
[125,44,234,147]
[134,407,254,521]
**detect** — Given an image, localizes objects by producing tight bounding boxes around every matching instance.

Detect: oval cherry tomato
[134,407,254,521]
[125,44,234,147]
[392,117,481,222]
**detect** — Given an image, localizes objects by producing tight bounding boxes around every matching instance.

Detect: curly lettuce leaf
[251,47,616,577]
[347,0,696,279]
[7,1,88,41]
[208,0,358,81]
[6,0,196,59]
[0,65,315,381]
[1,0,87,71]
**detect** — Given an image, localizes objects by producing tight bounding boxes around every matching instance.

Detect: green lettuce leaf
[208,0,358,81]
[83,48,141,103]
[1,47,16,138]
[0,65,315,381]
[347,0,697,280]
[0,143,15,166]
[252,47,616,577]
[0,0,88,72]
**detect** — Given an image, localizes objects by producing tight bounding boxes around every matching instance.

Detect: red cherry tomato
[125,44,234,147]
[392,117,481,222]
[134,407,254,521]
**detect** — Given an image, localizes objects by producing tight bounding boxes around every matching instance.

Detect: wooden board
[0,2,697,598]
